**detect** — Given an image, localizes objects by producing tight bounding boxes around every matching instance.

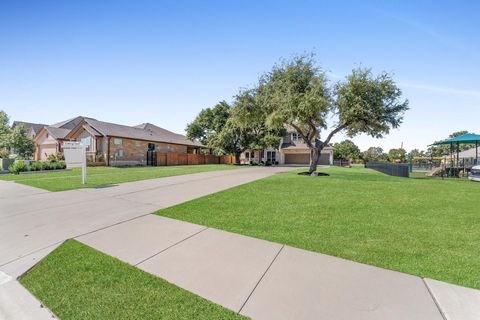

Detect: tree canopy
[387,148,407,163]
[260,55,409,173]
[10,124,35,158]
[362,146,387,162]
[333,140,361,161]
[0,110,11,149]
[187,54,409,172]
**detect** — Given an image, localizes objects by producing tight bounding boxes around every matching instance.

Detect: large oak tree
[259,55,409,174]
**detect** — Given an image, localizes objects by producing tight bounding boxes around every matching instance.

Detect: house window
[148,143,156,151]
[116,149,124,157]
[114,138,122,145]
[267,151,276,163]
[80,136,92,152]
[245,152,250,159]
[292,133,300,141]
[251,151,255,158]
[80,137,91,146]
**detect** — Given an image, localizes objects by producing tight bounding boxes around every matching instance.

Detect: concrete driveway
[0,166,291,268]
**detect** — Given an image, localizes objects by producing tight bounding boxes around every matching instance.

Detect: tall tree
[0,110,11,149]
[333,140,361,161]
[186,101,231,147]
[387,148,407,162]
[362,146,387,162]
[186,98,260,163]
[9,124,35,158]
[231,89,285,152]
[260,55,409,174]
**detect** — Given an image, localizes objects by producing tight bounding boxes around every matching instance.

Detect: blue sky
[1,0,479,151]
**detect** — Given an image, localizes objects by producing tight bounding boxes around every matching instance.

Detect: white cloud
[399,82,480,99]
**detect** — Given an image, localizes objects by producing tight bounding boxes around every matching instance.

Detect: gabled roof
[51,116,94,129]
[458,147,479,158]
[12,121,47,134]
[66,118,204,148]
[45,126,71,139]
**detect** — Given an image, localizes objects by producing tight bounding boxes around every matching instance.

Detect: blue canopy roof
[434,133,480,145]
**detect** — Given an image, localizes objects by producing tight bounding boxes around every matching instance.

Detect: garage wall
[35,131,59,160]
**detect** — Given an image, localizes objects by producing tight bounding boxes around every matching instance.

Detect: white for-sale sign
[63,141,87,184]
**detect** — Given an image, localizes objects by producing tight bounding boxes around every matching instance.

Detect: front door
[146,144,156,166]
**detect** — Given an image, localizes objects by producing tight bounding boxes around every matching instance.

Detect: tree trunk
[234,152,241,165]
[308,144,326,175]
[308,148,320,175]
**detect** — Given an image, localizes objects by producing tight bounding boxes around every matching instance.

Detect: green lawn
[0,165,240,191]
[157,166,480,289]
[20,240,246,320]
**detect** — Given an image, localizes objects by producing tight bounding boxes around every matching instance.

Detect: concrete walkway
[1,166,479,319]
[76,214,480,320]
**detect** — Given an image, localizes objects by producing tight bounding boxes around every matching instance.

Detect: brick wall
[108,137,188,166]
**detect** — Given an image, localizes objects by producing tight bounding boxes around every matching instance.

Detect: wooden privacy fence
[156,153,235,166]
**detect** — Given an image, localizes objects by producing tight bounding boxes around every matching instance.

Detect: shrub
[0,149,9,159]
[47,152,65,162]
[9,161,28,174]
[41,162,51,170]
[29,162,43,171]
[51,161,66,170]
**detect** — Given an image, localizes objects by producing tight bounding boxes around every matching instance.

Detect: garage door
[39,145,57,160]
[285,153,310,164]
[284,153,330,165]
[318,153,330,165]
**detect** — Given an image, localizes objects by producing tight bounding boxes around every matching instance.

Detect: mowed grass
[158,166,480,289]
[0,165,240,191]
[20,240,246,320]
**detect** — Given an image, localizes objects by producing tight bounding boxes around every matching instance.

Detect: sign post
[63,141,87,184]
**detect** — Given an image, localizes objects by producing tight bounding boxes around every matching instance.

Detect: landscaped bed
[0,164,241,191]
[157,166,480,290]
[20,240,245,320]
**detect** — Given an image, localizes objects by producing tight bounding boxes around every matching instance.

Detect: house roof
[458,147,480,158]
[66,118,204,148]
[51,116,93,129]
[12,121,47,134]
[45,126,71,139]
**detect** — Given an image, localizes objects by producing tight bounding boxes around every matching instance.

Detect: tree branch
[323,123,347,147]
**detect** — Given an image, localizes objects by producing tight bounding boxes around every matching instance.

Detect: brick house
[64,118,205,166]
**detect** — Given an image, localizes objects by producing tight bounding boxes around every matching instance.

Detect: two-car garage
[283,149,333,165]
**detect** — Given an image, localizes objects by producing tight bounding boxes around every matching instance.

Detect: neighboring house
[240,129,334,165]
[34,126,71,160]
[33,117,85,161]
[63,117,205,166]
[10,121,48,157]
[11,121,48,139]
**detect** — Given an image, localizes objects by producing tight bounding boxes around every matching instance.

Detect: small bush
[41,162,52,170]
[51,162,66,170]
[9,161,28,174]
[0,149,10,159]
[29,162,44,171]
[47,152,65,162]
